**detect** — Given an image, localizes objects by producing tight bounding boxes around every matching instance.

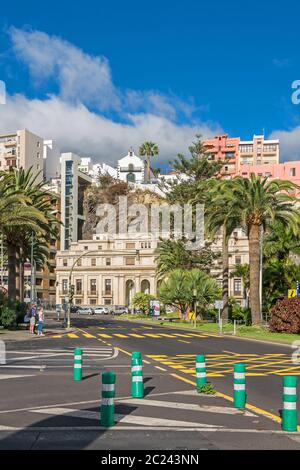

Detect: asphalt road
[0,313,299,450]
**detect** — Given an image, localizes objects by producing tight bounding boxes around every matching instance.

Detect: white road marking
[29,407,223,428]
[118,398,256,416]
[0,374,36,380]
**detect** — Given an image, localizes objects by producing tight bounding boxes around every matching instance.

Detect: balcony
[102,290,113,297]
[119,166,143,172]
[88,290,98,297]
[4,140,16,147]
[59,290,68,296]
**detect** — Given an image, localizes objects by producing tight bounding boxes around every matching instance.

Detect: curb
[118,316,295,349]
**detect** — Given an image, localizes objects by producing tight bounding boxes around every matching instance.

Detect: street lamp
[66,250,99,329]
[192,288,197,329]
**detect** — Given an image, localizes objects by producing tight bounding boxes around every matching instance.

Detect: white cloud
[1,27,222,167]
[269,126,300,161]
[0,94,221,165]
[10,26,120,111]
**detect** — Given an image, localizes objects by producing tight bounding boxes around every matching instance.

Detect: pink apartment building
[236,161,300,195]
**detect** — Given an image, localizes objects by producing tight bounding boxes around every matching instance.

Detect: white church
[117,148,145,183]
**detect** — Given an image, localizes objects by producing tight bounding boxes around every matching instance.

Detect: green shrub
[15,301,28,325]
[197,382,216,395]
[269,297,300,333]
[0,306,17,328]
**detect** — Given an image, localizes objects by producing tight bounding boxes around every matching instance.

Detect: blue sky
[1,0,300,165]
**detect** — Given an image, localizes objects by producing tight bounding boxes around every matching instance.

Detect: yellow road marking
[158,333,177,338]
[98,334,112,338]
[128,334,144,338]
[116,347,132,357]
[155,366,167,371]
[113,334,128,338]
[178,340,190,344]
[143,333,161,338]
[52,335,62,338]
[82,333,96,339]
[67,333,79,339]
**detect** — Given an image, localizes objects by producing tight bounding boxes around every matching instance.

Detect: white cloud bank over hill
[0,27,221,165]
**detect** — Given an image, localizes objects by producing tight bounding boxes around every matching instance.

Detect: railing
[88,290,98,296]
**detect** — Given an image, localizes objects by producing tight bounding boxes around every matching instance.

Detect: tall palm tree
[222,174,300,324]
[1,168,60,301]
[205,179,240,322]
[139,141,159,183]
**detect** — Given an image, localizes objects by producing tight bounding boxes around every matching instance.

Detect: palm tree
[205,179,240,322]
[159,268,220,319]
[139,141,159,183]
[222,174,300,324]
[1,168,60,301]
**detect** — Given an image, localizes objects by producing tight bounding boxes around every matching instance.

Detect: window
[98,245,102,250]
[91,258,96,266]
[50,279,55,287]
[90,279,97,294]
[36,278,42,286]
[126,242,135,249]
[76,299,82,305]
[104,299,111,305]
[37,152,40,158]
[106,258,111,266]
[63,259,67,267]
[290,168,296,177]
[104,279,111,295]
[76,279,82,294]
[90,299,97,305]
[84,246,88,250]
[37,141,40,148]
[62,279,68,293]
[234,279,242,295]
[125,257,135,266]
[235,256,241,265]
[240,145,253,153]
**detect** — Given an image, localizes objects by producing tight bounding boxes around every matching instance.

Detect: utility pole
[259,226,264,321]
[0,234,3,287]
[66,250,99,329]
[30,232,35,303]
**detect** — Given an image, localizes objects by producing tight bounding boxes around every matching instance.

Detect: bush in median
[269,297,300,333]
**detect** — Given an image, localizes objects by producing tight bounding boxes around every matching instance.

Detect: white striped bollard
[100,371,116,427]
[233,363,246,408]
[282,376,298,432]
[73,347,83,381]
[131,351,144,398]
[196,354,206,389]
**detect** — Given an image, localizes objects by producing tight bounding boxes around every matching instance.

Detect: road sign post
[214,300,223,334]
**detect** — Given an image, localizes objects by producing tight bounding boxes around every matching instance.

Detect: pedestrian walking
[29,304,36,334]
[37,306,45,336]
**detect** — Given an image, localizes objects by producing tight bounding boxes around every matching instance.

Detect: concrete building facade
[56,235,157,307]
[0,129,44,182]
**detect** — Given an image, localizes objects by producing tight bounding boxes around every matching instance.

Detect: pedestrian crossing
[50,331,219,340]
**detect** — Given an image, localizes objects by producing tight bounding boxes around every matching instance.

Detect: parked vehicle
[70,305,79,313]
[77,307,95,315]
[111,306,128,316]
[94,306,109,315]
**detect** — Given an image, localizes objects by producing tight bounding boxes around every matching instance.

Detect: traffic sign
[288,290,297,298]
[214,300,224,309]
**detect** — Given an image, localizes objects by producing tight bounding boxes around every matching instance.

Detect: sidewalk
[0,314,74,342]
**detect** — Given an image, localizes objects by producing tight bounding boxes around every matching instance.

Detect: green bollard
[100,371,116,427]
[282,376,298,432]
[73,348,83,381]
[195,355,206,388]
[233,363,246,409]
[131,352,144,398]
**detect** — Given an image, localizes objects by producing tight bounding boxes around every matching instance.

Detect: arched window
[141,279,150,294]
